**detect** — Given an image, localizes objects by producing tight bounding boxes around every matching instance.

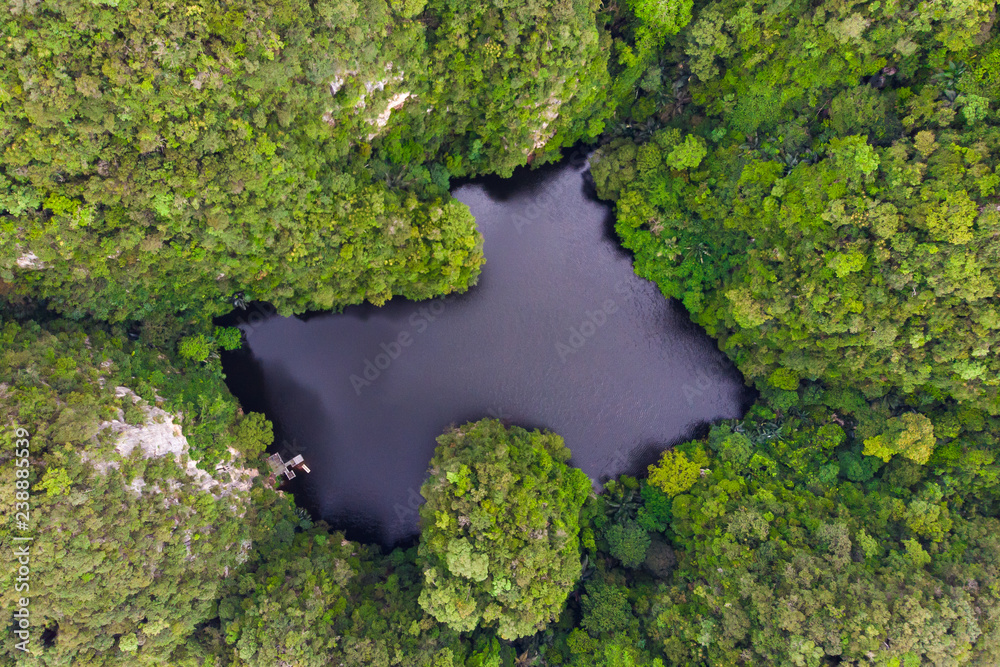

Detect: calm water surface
[222,153,752,546]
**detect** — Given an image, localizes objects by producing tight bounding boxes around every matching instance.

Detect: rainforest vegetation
[3,0,1000,664]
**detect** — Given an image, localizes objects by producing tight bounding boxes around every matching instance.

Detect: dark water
[221,152,752,546]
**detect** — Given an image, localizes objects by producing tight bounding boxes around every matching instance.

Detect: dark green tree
[603,520,651,568]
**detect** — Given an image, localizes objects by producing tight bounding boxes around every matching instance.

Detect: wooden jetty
[267,453,311,480]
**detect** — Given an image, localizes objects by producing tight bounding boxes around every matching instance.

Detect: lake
[221,150,753,546]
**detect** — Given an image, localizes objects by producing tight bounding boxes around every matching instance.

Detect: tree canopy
[597,78,1000,411]
[4,0,1000,664]
[417,419,591,640]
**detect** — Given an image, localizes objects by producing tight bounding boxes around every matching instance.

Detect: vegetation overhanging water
[5,0,1000,662]
[221,153,753,545]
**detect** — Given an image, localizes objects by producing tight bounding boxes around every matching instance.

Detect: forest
[2,0,1000,664]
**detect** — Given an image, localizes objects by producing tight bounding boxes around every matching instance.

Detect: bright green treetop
[863,412,936,464]
[417,419,591,640]
[647,449,701,497]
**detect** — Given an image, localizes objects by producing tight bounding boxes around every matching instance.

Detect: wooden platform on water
[267,453,311,480]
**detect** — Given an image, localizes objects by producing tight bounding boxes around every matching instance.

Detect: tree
[417,420,591,640]
[35,467,73,497]
[604,520,651,568]
[863,413,936,465]
[665,134,707,170]
[828,135,880,178]
[581,580,634,636]
[178,335,213,363]
[647,449,701,497]
[214,327,243,351]
[233,412,275,459]
[682,0,994,128]
[0,0,619,327]
[626,0,693,38]
[641,407,1000,666]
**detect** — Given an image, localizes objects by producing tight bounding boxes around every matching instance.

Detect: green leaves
[603,520,651,568]
[626,0,694,38]
[581,580,635,635]
[646,449,700,497]
[0,315,256,665]
[665,134,708,170]
[829,135,881,177]
[863,413,936,465]
[178,334,213,362]
[609,118,1000,411]
[417,419,590,640]
[445,538,489,582]
[636,401,1000,666]
[214,326,243,351]
[233,412,274,459]
[35,466,73,497]
[0,0,497,325]
[445,464,472,497]
[6,3,1000,665]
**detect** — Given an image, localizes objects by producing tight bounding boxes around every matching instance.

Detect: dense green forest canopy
[417,420,591,640]
[3,0,1000,664]
[0,0,614,325]
[597,121,1000,411]
[0,315,266,664]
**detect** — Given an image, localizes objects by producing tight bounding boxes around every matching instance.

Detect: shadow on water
[222,344,396,541]
[219,149,755,548]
